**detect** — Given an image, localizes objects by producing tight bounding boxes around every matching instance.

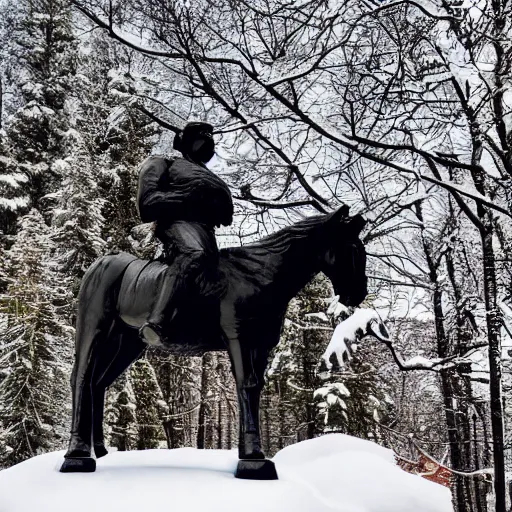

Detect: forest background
[0,1,511,511]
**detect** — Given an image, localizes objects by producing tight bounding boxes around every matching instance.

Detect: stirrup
[139,322,165,346]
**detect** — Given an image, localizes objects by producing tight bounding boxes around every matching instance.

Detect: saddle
[147,255,226,354]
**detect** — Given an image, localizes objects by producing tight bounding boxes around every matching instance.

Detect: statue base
[60,457,96,473]
[1,437,453,511]
[235,459,278,480]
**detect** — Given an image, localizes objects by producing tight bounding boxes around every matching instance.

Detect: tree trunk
[196,354,209,449]
[217,400,223,449]
[302,345,316,440]
[417,203,474,511]
[226,403,233,450]
[0,75,3,130]
[445,231,479,510]
[277,381,285,450]
[480,222,506,511]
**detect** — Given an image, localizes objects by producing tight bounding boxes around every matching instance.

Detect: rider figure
[137,122,233,345]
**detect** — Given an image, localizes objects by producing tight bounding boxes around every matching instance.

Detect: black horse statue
[60,206,367,478]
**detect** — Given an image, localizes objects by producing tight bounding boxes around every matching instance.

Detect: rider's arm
[169,158,234,227]
[212,190,233,227]
[137,156,234,227]
[137,156,186,223]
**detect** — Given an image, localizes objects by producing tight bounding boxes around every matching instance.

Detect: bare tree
[69,1,511,507]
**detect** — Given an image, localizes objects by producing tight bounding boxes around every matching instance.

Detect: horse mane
[223,208,345,256]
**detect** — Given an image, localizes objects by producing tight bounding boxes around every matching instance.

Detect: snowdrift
[0,434,452,512]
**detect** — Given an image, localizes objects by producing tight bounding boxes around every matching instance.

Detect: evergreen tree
[0,136,29,239]
[315,344,390,440]
[0,2,28,237]
[104,373,138,452]
[264,275,333,451]
[3,0,77,219]
[130,358,168,450]
[264,275,392,453]
[0,210,70,466]
[77,34,158,256]
[49,130,106,295]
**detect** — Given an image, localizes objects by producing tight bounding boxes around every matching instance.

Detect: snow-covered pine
[76,32,158,257]
[0,137,29,237]
[0,210,71,467]
[104,372,138,452]
[1,0,77,220]
[264,276,392,449]
[264,275,334,449]
[314,299,392,439]
[130,357,169,450]
[49,131,106,287]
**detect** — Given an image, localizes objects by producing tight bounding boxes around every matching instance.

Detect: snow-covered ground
[0,434,452,512]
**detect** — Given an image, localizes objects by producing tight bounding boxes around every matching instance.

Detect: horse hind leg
[61,310,121,471]
[91,325,146,459]
[61,253,137,473]
[60,317,115,472]
[89,320,124,459]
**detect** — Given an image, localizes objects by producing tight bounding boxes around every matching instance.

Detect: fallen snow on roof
[0,434,452,512]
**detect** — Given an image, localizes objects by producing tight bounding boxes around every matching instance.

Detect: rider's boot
[139,269,182,346]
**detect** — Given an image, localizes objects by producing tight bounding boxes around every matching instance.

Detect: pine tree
[49,131,106,295]
[314,310,391,439]
[130,358,168,450]
[77,33,158,256]
[315,345,390,440]
[0,210,70,466]
[264,275,392,453]
[104,373,138,452]
[0,2,28,237]
[3,0,77,218]
[0,136,29,238]
[264,275,333,450]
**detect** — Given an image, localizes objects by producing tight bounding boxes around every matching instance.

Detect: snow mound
[0,434,452,512]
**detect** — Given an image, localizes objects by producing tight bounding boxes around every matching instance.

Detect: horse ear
[339,204,350,217]
[331,205,349,223]
[328,205,350,229]
[349,214,366,235]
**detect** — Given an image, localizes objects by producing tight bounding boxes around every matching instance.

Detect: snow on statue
[0,434,453,512]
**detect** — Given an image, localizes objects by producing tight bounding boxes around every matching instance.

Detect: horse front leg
[61,318,116,472]
[227,339,281,478]
[237,382,265,459]
[228,340,265,458]
[229,340,277,480]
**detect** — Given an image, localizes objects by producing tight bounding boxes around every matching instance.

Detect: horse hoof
[94,444,108,458]
[238,445,266,460]
[235,459,278,480]
[239,451,265,461]
[60,457,96,473]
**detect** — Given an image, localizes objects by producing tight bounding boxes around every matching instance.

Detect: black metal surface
[235,459,278,480]
[60,457,96,473]
[61,125,368,477]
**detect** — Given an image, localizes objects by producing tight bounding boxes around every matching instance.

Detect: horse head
[320,206,368,308]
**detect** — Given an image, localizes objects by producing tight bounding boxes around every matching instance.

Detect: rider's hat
[173,122,213,151]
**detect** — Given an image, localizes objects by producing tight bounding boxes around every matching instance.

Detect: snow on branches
[320,296,390,372]
[321,296,486,376]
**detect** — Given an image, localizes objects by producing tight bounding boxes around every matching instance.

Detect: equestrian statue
[60,122,368,479]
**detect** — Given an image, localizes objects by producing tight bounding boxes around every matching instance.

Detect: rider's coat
[137,156,233,231]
